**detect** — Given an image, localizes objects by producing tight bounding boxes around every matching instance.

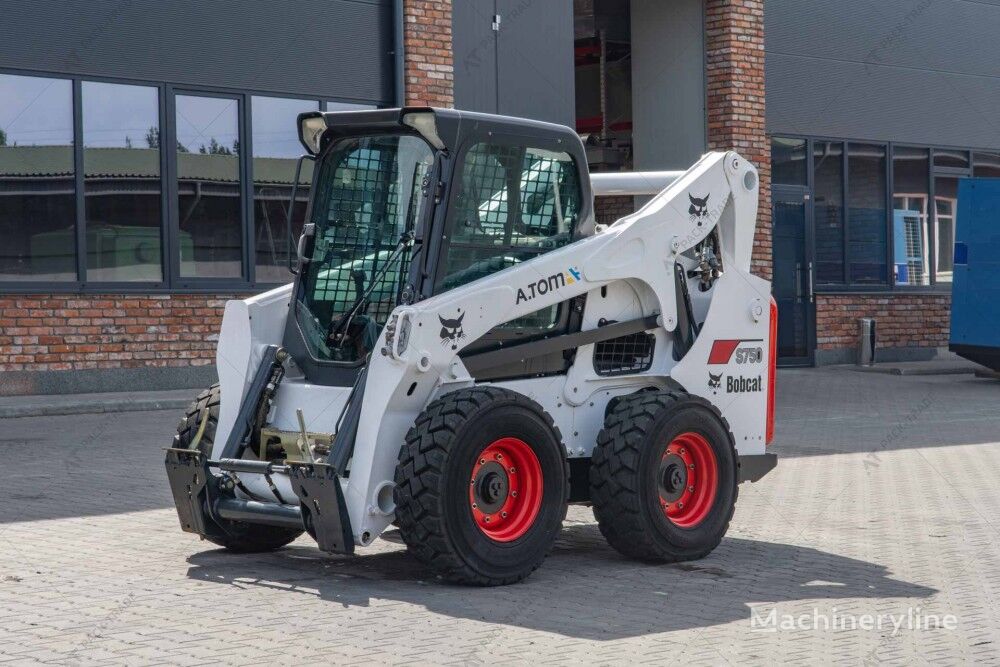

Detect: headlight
[298,114,327,154]
[402,111,444,150]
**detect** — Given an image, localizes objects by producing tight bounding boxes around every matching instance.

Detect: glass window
[82,81,162,282]
[973,151,1000,178]
[771,137,807,186]
[439,142,581,332]
[813,141,844,284]
[175,94,242,278]
[0,74,76,281]
[891,147,930,286]
[251,96,319,283]
[934,149,969,170]
[847,143,887,284]
[325,101,377,112]
[295,134,434,363]
[934,175,958,283]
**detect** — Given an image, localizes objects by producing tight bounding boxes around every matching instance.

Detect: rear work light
[766,297,777,445]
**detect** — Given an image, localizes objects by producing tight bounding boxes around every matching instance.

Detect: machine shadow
[185,523,935,640]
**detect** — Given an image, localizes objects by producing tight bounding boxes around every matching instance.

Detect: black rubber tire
[174,384,303,553]
[393,386,569,586]
[590,390,738,561]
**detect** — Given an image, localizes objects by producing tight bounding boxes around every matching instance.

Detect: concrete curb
[849,364,980,376]
[0,395,192,419]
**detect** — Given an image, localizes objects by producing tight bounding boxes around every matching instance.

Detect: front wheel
[590,391,738,561]
[393,387,569,585]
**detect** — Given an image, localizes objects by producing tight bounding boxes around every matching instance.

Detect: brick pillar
[403,0,454,107]
[705,0,770,280]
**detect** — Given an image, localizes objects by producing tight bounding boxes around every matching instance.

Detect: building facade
[0,0,982,395]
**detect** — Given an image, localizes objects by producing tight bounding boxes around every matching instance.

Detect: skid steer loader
[165,107,777,585]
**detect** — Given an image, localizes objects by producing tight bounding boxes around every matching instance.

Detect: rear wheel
[174,384,303,552]
[590,391,737,561]
[393,387,569,585]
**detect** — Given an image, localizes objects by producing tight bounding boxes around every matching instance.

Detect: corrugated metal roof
[0,146,306,185]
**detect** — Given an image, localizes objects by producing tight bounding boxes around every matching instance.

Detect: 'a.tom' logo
[438,310,465,349]
[688,193,710,225]
[515,266,581,304]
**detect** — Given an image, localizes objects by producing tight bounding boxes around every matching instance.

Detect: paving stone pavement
[1,368,999,665]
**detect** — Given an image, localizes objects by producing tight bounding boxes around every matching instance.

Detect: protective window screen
[296,134,432,363]
[440,142,581,331]
[594,332,655,376]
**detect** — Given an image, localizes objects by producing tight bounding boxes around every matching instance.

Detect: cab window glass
[440,142,581,289]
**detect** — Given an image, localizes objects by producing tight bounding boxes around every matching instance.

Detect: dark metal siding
[766,0,1000,148]
[496,0,574,126]
[453,0,575,126]
[453,1,499,115]
[0,0,393,104]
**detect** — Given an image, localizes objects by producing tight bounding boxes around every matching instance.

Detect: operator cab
[284,108,594,386]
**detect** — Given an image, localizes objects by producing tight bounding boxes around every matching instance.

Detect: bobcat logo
[688,193,710,225]
[708,372,723,391]
[438,310,466,349]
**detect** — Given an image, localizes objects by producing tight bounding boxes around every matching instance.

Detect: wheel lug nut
[689,463,695,469]
[496,453,503,460]
[678,502,684,509]
[472,503,478,509]
[679,448,686,454]
[501,512,508,518]
[688,486,694,492]
[511,491,518,497]
[484,516,491,523]
[509,467,516,473]
[479,458,486,465]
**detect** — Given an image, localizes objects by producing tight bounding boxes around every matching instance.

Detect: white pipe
[590,171,684,196]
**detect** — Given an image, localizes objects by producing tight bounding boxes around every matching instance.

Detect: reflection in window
[813,141,844,284]
[440,143,581,332]
[442,143,580,287]
[934,176,958,283]
[934,149,969,170]
[252,96,318,283]
[175,95,241,278]
[83,82,162,281]
[892,147,930,286]
[973,152,1000,178]
[771,137,807,186]
[847,143,887,284]
[0,74,76,281]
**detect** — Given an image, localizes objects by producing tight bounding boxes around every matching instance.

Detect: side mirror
[287,154,316,275]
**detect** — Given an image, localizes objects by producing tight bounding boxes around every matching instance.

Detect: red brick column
[705,0,770,280]
[403,0,454,107]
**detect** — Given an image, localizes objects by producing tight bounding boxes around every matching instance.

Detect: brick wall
[816,293,951,352]
[0,295,226,374]
[403,0,453,107]
[704,0,771,280]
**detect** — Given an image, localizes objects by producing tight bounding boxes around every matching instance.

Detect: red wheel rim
[469,437,543,542]
[658,432,718,528]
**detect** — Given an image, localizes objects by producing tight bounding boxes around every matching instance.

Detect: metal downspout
[393,0,406,107]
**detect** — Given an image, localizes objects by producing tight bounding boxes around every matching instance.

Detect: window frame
[771,133,985,295]
[0,65,378,294]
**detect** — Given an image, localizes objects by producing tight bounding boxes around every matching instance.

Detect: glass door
[772,185,815,365]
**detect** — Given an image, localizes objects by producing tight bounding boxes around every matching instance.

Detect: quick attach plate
[287,462,355,555]
[164,447,214,536]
